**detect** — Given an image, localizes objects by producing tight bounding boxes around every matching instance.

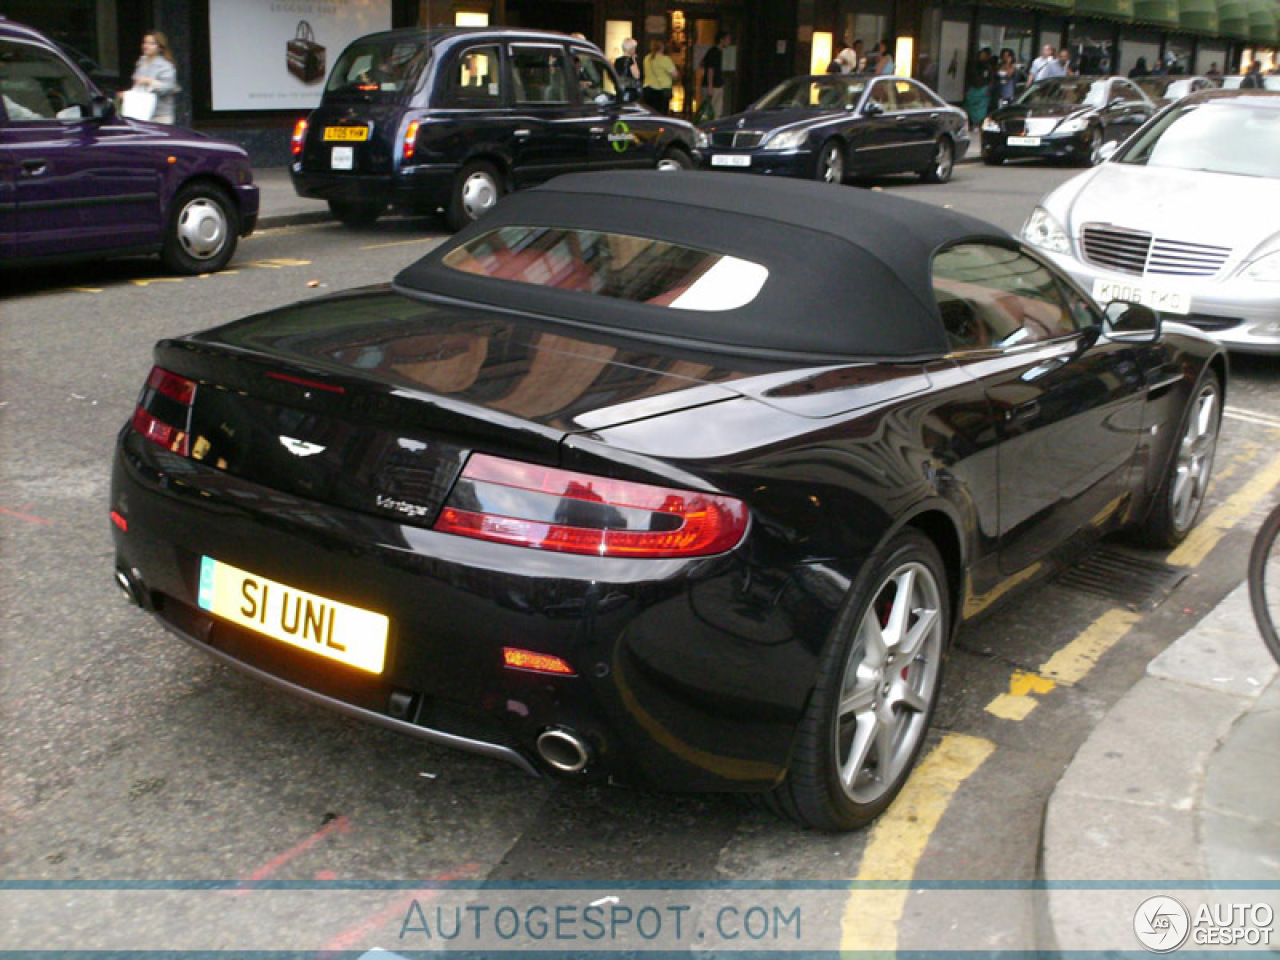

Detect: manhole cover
[1056,545,1189,610]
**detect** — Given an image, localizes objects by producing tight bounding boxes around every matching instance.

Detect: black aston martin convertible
[111,172,1224,831]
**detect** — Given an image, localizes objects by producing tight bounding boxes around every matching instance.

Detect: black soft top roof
[393,171,1011,361]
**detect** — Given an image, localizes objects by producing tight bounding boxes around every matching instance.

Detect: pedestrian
[852,38,866,73]
[1241,59,1265,89]
[991,48,1018,112]
[1056,47,1074,76]
[1128,56,1148,78]
[1205,62,1221,77]
[1029,44,1056,82]
[699,31,730,121]
[965,47,994,127]
[125,30,178,123]
[873,39,895,76]
[642,38,679,115]
[614,38,642,102]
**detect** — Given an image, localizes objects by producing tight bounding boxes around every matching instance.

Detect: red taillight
[131,366,195,457]
[110,510,128,532]
[503,647,575,676]
[402,119,421,161]
[291,118,308,156]
[433,454,749,559]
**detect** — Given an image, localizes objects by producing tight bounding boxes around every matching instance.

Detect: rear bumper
[236,183,260,235]
[700,150,816,179]
[290,164,456,212]
[111,429,827,792]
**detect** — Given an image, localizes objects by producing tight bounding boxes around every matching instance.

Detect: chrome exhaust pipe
[536,727,592,774]
[114,567,146,609]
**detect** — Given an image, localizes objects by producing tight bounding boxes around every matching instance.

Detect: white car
[1022,89,1280,353]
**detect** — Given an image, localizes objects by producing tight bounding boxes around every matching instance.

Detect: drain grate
[1056,545,1189,610]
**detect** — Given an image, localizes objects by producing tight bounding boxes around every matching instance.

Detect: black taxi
[290,27,700,230]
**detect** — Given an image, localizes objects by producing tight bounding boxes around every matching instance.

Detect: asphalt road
[4,163,1280,955]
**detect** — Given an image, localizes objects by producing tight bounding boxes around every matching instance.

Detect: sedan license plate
[330,145,354,170]
[711,154,751,167]
[197,556,388,673]
[1092,279,1191,315]
[323,126,370,142]
[1007,136,1041,147]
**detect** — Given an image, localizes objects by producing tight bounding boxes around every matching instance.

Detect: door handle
[513,128,531,138]
[895,115,906,122]
[589,126,606,135]
[21,159,48,177]
[1005,400,1041,424]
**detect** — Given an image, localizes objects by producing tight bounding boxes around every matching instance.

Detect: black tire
[160,183,239,275]
[327,199,384,227]
[656,145,694,171]
[445,160,504,232]
[815,140,845,184]
[768,529,949,831]
[982,151,1004,166]
[919,137,955,183]
[1135,372,1222,548]
[1248,503,1280,665]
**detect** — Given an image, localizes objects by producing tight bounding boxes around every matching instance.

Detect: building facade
[16,0,1277,164]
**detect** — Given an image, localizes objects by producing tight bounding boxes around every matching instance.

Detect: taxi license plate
[1007,136,1041,147]
[1092,279,1191,315]
[323,126,370,142]
[197,556,388,674]
[331,146,354,171]
[711,154,751,167]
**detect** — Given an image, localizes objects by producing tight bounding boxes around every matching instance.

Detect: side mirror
[90,95,115,120]
[1104,300,1160,341]
[1098,140,1118,162]
[863,100,885,117]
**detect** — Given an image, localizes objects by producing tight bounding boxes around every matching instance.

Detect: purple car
[0,18,258,274]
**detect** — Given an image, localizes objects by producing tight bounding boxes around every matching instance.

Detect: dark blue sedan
[697,74,970,184]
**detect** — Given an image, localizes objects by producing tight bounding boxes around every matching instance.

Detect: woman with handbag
[125,31,178,123]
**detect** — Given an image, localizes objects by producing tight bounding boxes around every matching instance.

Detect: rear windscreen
[325,38,430,97]
[441,226,770,312]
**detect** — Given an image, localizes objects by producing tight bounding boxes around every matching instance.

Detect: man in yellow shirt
[642,39,679,115]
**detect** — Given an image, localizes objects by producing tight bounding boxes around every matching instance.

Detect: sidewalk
[1041,581,1280,949]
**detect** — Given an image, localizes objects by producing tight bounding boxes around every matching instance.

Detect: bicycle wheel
[1246,503,1280,664]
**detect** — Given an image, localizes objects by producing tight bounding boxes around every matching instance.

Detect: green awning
[1246,0,1278,41]
[1217,0,1252,37]
[1075,0,1135,20]
[1178,0,1219,32]
[1134,0,1181,26]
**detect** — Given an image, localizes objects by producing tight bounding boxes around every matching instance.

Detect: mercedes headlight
[981,117,1001,132]
[1056,116,1089,134]
[1240,249,1280,283]
[1022,206,1071,254]
[762,128,807,151]
[695,129,710,150]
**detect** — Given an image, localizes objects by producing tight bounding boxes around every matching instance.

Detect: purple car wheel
[161,184,239,274]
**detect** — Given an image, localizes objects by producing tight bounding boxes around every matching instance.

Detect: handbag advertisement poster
[208,0,390,110]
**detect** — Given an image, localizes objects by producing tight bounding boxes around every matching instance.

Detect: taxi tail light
[291,118,308,156]
[131,366,195,457]
[433,453,749,559]
[402,120,421,161]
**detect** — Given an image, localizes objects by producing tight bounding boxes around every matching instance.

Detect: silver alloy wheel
[460,169,500,221]
[933,139,954,180]
[819,143,844,183]
[834,559,943,804]
[1170,381,1220,533]
[176,197,229,261]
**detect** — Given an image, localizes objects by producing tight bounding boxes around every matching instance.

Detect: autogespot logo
[1135,895,1192,952]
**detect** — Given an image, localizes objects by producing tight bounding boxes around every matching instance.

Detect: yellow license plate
[323,126,370,142]
[197,556,388,674]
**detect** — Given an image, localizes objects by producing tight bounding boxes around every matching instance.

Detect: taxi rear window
[326,39,429,97]
[441,226,769,312]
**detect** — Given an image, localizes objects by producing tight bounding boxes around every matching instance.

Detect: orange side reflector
[110,510,128,532]
[503,647,575,676]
